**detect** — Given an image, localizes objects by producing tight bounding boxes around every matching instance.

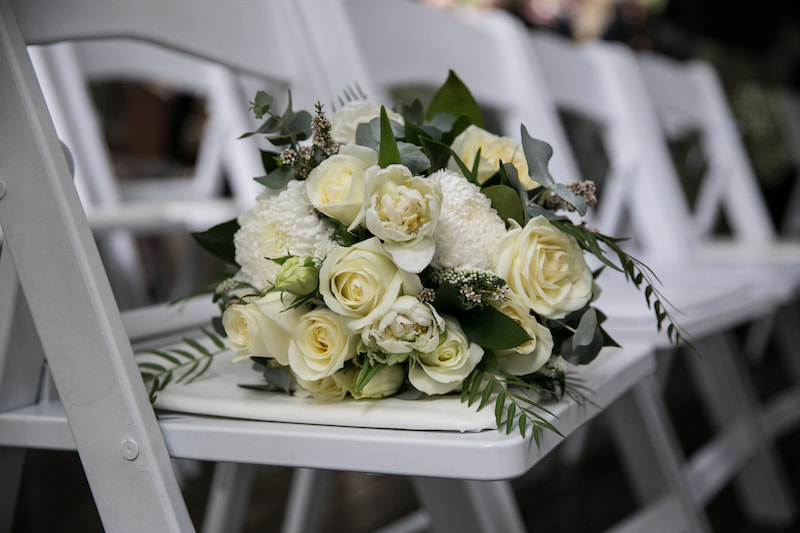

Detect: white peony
[493,216,593,319]
[330,101,404,145]
[361,295,446,358]
[234,180,335,291]
[427,169,507,270]
[408,317,483,395]
[354,164,442,273]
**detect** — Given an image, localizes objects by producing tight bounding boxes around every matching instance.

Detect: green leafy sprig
[552,220,691,348]
[138,329,227,403]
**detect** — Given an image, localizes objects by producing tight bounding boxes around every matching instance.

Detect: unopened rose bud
[274,256,319,297]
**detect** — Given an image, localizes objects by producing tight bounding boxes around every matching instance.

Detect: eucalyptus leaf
[561,327,604,365]
[481,185,525,226]
[254,166,296,190]
[428,112,456,132]
[426,70,483,128]
[399,98,425,125]
[572,308,598,349]
[252,91,273,118]
[356,116,405,150]
[192,218,240,266]
[263,366,292,394]
[520,125,555,188]
[526,203,568,222]
[398,142,431,175]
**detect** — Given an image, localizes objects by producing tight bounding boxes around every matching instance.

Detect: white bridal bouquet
[144,72,680,440]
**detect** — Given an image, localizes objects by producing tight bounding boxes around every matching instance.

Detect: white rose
[449,125,538,189]
[222,292,308,364]
[319,237,422,331]
[493,216,593,319]
[293,368,355,401]
[353,164,442,273]
[408,317,484,395]
[362,295,446,357]
[330,101,404,144]
[288,308,358,381]
[306,144,378,226]
[350,364,406,399]
[490,291,554,376]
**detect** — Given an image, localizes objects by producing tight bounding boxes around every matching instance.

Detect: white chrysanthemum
[428,169,507,270]
[234,181,335,290]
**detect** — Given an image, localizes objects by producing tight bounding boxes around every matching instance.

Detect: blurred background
[10,0,800,531]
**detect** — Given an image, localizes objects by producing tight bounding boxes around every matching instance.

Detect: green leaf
[356,116,405,150]
[144,350,181,365]
[572,308,598,349]
[525,203,567,222]
[495,389,506,427]
[561,327,604,365]
[138,362,167,373]
[433,281,468,313]
[251,91,273,119]
[355,361,384,393]
[519,414,528,437]
[254,166,296,190]
[426,70,483,128]
[191,218,240,266]
[468,369,484,406]
[398,142,431,175]
[378,106,402,168]
[478,377,496,411]
[506,403,516,434]
[263,366,292,394]
[520,125,555,188]
[399,98,425,125]
[458,306,531,350]
[481,185,525,226]
[185,356,213,385]
[183,337,211,356]
[260,150,280,173]
[420,137,452,172]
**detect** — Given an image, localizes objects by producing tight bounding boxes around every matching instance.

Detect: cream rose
[288,308,358,381]
[353,164,442,273]
[449,125,538,189]
[493,216,593,319]
[408,317,484,395]
[222,292,308,364]
[293,368,355,401]
[330,101,404,144]
[361,295,446,357]
[350,364,405,399]
[319,237,422,331]
[306,144,377,226]
[490,291,554,375]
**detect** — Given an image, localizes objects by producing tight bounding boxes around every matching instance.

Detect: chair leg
[0,449,25,533]
[201,462,257,533]
[687,334,796,526]
[410,477,525,533]
[607,374,711,533]
[281,468,332,533]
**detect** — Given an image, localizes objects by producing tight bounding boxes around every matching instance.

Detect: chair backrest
[0,0,367,529]
[637,52,777,242]
[530,31,694,263]
[337,0,582,185]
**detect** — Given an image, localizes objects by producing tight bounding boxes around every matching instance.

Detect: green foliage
[481,185,525,226]
[460,356,576,444]
[520,126,587,216]
[138,329,227,403]
[240,91,311,147]
[378,106,403,168]
[552,220,692,349]
[191,219,240,266]
[426,70,484,129]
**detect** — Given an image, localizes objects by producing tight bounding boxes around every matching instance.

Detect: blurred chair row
[1,0,799,532]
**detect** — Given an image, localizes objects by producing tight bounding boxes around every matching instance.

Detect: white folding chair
[0,1,687,532]
[529,31,798,528]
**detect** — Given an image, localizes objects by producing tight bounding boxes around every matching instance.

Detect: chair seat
[0,342,654,480]
[84,197,241,234]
